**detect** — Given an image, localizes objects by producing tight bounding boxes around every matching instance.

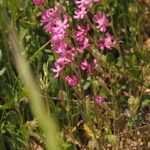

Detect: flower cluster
[33,0,115,91]
[32,0,116,104]
[40,6,78,86]
[93,13,116,50]
[75,24,91,53]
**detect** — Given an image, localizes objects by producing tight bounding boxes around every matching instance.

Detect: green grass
[0,0,150,149]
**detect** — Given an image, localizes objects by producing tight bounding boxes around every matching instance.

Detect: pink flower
[73,7,87,19]
[66,75,78,86]
[81,59,92,73]
[41,7,58,23]
[41,7,59,34]
[67,48,76,61]
[77,38,91,53]
[98,33,116,50]
[51,63,64,78]
[53,42,76,61]
[32,0,45,5]
[95,96,105,104]
[94,13,109,32]
[77,47,84,53]
[74,0,92,8]
[51,31,66,42]
[43,22,54,33]
[93,59,98,68]
[52,15,69,34]
[82,37,90,48]
[51,15,69,42]
[81,59,98,74]
[75,24,90,42]
[56,57,71,65]
[53,42,67,54]
[42,14,69,41]
[75,24,90,52]
[51,56,72,78]
[93,0,100,2]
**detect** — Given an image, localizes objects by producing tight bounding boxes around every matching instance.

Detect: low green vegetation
[0,0,149,149]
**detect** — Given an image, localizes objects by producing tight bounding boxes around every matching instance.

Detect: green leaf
[83,82,91,90]
[19,20,36,29]
[142,99,150,108]
[0,67,6,76]
[8,0,19,21]
[131,54,137,66]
